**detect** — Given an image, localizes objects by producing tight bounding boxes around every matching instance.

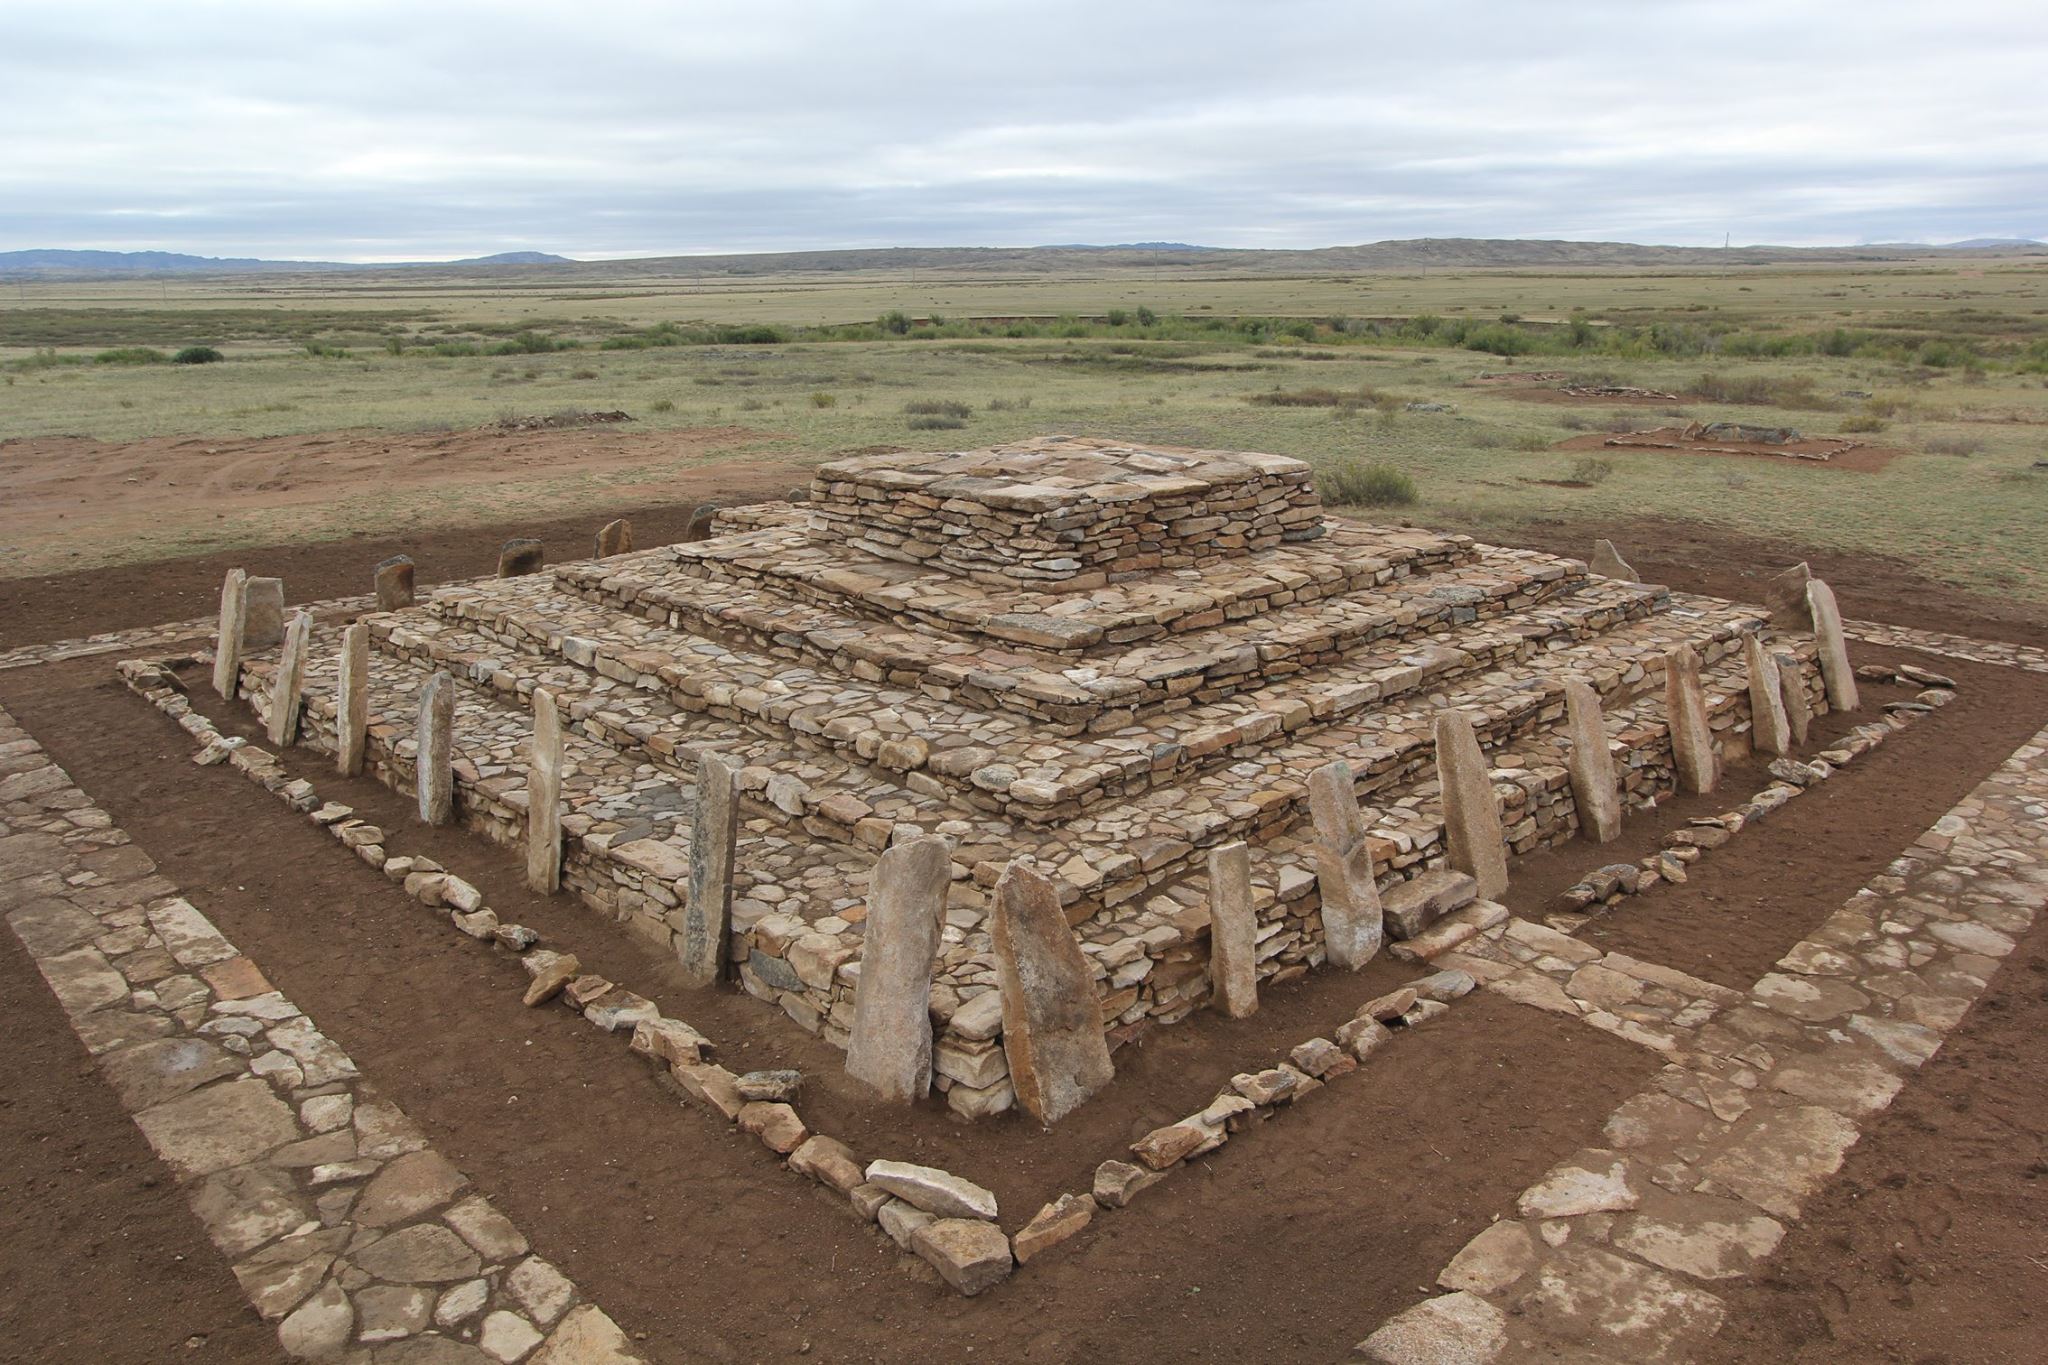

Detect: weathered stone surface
[416,671,456,826]
[1698,1104,1861,1219]
[992,858,1114,1124]
[864,1159,998,1220]
[1438,1220,1540,1295]
[497,538,544,577]
[1308,759,1383,968]
[99,1036,244,1110]
[213,568,249,698]
[278,1281,354,1358]
[526,687,564,893]
[1664,644,1719,796]
[1564,679,1621,843]
[680,504,718,542]
[444,1195,530,1260]
[593,519,634,558]
[337,622,370,776]
[266,610,313,745]
[521,950,581,1007]
[789,1135,864,1192]
[1517,1244,1726,1356]
[1013,1192,1093,1263]
[845,834,949,1101]
[375,554,416,611]
[479,1310,544,1362]
[1356,1291,1507,1365]
[1434,710,1507,900]
[1092,1158,1166,1208]
[1774,649,1814,746]
[1611,1196,1785,1281]
[1806,578,1859,712]
[737,1100,808,1153]
[353,1224,483,1284]
[1206,840,1258,1017]
[190,1162,313,1258]
[1764,560,1813,629]
[1591,538,1638,582]
[134,1078,299,1179]
[1381,868,1478,940]
[355,1150,468,1228]
[1743,635,1792,757]
[909,1218,1014,1297]
[1518,1151,1641,1218]
[242,576,285,650]
[679,751,739,987]
[529,1305,643,1364]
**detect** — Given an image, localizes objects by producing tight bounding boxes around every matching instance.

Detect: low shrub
[1568,456,1614,485]
[171,345,224,364]
[650,398,675,413]
[1839,413,1889,433]
[904,398,971,418]
[94,346,167,364]
[810,391,838,408]
[1924,434,1984,456]
[1322,459,1417,508]
[907,415,967,431]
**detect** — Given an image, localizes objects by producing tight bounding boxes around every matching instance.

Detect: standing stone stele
[594,518,634,558]
[1664,644,1720,795]
[992,858,1114,1125]
[1806,579,1859,712]
[266,610,313,746]
[680,751,740,986]
[336,622,370,776]
[1563,679,1622,843]
[374,555,415,611]
[1744,635,1792,756]
[1590,539,1639,583]
[416,671,456,826]
[497,538,544,577]
[213,568,249,698]
[1434,710,1508,900]
[243,576,286,649]
[1765,562,1815,630]
[1307,759,1383,969]
[1206,841,1258,1019]
[845,835,951,1101]
[681,504,718,542]
[1774,649,1814,746]
[526,687,564,893]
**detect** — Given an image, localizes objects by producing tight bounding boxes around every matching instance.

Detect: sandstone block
[993,858,1114,1124]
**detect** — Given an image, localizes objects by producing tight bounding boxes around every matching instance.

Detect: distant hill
[1865,238,2044,249]
[0,248,574,278]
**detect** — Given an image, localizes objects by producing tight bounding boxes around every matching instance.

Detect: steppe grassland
[3,259,2045,601]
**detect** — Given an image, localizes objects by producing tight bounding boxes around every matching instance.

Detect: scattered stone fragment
[1092,1159,1167,1209]
[789,1135,864,1192]
[374,553,416,611]
[520,950,581,1007]
[909,1218,1014,1296]
[736,1069,803,1102]
[1012,1193,1094,1263]
[864,1159,999,1220]
[737,1101,808,1154]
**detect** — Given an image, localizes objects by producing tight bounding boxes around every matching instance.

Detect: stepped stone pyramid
[233,436,1830,1119]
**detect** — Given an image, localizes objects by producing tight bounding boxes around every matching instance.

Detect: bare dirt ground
[3,467,2046,1359]
[1555,429,1903,473]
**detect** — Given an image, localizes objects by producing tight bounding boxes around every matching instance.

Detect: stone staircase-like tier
[221,436,1834,1120]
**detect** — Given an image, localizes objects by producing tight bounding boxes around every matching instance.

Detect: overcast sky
[3,0,2042,261]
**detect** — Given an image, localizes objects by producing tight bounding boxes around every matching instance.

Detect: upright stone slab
[497,538,544,577]
[266,610,313,746]
[416,671,456,826]
[992,859,1114,1125]
[1563,679,1621,843]
[1590,539,1639,582]
[1774,649,1814,745]
[680,751,740,986]
[845,836,951,1101]
[1307,760,1383,969]
[1806,578,1859,712]
[1765,561,1814,630]
[1433,710,1508,901]
[1206,841,1258,1019]
[242,577,285,649]
[336,622,370,776]
[374,555,415,611]
[525,687,564,893]
[212,568,248,698]
[1744,635,1792,756]
[594,518,633,558]
[681,504,718,542]
[1665,644,1719,795]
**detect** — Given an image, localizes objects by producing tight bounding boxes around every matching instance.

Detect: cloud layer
[4,0,2042,259]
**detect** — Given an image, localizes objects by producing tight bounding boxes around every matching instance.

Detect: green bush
[1322,459,1417,508]
[171,345,224,364]
[907,414,967,430]
[1568,456,1614,485]
[904,398,971,418]
[94,346,167,365]
[810,391,838,408]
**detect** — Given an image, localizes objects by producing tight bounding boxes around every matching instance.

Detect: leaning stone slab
[265,610,313,746]
[526,687,564,893]
[1564,679,1621,843]
[497,537,544,577]
[1434,710,1507,900]
[374,554,415,611]
[1012,1192,1092,1263]
[594,518,633,557]
[1774,649,1814,745]
[1744,634,1792,756]
[1806,578,1859,712]
[681,503,718,542]
[864,1159,998,1220]
[1664,644,1719,795]
[242,576,285,650]
[845,834,950,1101]
[416,671,456,826]
[336,622,370,776]
[1308,759,1383,968]
[212,568,248,697]
[1590,538,1638,582]
[1382,868,1478,941]
[1765,561,1814,629]
[1206,840,1258,1018]
[992,858,1114,1124]
[680,751,740,987]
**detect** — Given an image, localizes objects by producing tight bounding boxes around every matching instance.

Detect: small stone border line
[1352,715,2048,1363]
[0,695,645,1364]
[0,593,377,673]
[1550,668,1955,926]
[1845,618,2048,675]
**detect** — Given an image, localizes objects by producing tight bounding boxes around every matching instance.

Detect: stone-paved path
[1354,716,2048,1363]
[0,699,645,1364]
[0,594,377,672]
[1844,619,2048,674]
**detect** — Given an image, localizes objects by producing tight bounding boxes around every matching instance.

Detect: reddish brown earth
[2,519,2045,1361]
